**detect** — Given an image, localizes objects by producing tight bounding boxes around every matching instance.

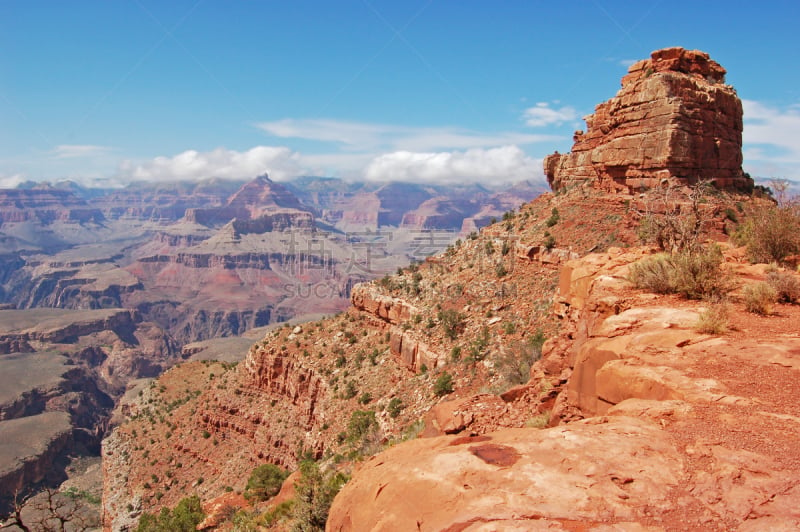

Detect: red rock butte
[544,47,753,193]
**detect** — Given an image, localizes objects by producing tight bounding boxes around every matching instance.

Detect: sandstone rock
[328,418,684,531]
[544,48,753,193]
[351,284,419,325]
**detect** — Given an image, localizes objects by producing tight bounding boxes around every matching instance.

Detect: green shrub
[670,245,731,299]
[291,461,348,532]
[543,232,556,250]
[346,410,377,444]
[450,345,462,362]
[244,464,289,502]
[468,327,491,361]
[342,381,357,399]
[433,372,454,396]
[136,496,205,532]
[387,398,404,418]
[743,282,777,315]
[438,309,465,340]
[628,253,678,294]
[545,207,560,227]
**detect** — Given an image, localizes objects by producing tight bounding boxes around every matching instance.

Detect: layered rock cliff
[544,47,753,193]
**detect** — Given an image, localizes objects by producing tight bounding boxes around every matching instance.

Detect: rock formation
[544,47,753,193]
[329,247,800,531]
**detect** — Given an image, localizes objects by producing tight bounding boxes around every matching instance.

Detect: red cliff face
[544,47,753,193]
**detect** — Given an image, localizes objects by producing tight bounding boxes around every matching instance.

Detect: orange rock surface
[328,248,800,531]
[544,47,753,193]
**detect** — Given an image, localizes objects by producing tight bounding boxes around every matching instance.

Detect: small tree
[244,464,289,502]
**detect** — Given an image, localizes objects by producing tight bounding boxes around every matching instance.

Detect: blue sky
[1,1,799,187]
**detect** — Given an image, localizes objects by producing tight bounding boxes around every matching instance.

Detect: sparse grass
[743,282,777,315]
[525,410,551,429]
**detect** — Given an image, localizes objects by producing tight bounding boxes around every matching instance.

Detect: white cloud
[743,99,800,161]
[118,146,303,182]
[523,102,579,127]
[742,99,800,181]
[53,145,111,158]
[256,118,558,152]
[364,145,543,185]
[0,174,27,188]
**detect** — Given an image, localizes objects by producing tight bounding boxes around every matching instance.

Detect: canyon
[98,47,800,531]
[0,174,539,513]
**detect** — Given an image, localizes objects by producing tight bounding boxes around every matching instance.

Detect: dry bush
[766,270,800,303]
[742,282,777,315]
[636,180,715,253]
[734,200,800,265]
[627,254,676,294]
[628,245,731,300]
[670,245,732,300]
[695,303,730,334]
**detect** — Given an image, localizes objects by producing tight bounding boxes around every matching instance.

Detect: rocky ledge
[329,247,800,530]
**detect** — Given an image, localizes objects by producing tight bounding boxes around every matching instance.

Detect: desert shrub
[433,372,454,396]
[291,461,348,532]
[137,496,204,532]
[545,207,560,227]
[543,232,556,250]
[450,345,462,361]
[244,464,289,502]
[628,246,731,300]
[438,309,465,340]
[734,203,800,264]
[670,245,731,299]
[468,327,491,361]
[743,282,777,315]
[346,410,377,444]
[358,392,372,405]
[695,303,730,334]
[342,380,357,399]
[767,270,800,303]
[387,397,403,418]
[496,330,546,386]
[627,253,675,294]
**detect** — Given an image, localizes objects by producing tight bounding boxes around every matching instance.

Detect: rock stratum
[544,47,753,193]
